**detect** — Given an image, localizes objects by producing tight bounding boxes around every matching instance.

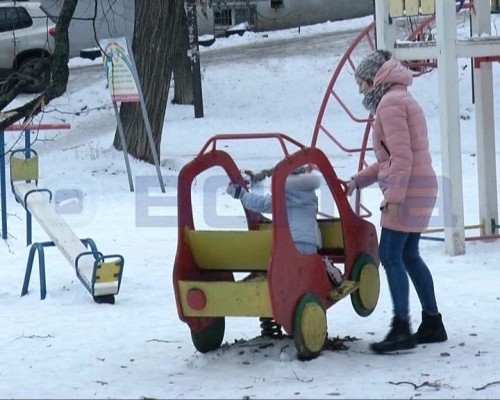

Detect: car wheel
[190,317,225,353]
[293,293,327,360]
[80,48,102,60]
[18,57,51,93]
[350,253,380,317]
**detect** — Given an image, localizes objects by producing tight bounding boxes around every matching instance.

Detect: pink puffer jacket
[353,59,438,233]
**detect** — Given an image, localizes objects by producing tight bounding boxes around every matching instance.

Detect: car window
[0,6,33,33]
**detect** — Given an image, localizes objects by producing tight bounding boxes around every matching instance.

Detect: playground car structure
[173,133,380,359]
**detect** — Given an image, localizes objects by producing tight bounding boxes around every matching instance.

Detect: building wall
[40,0,373,57]
[254,0,374,31]
[213,0,374,35]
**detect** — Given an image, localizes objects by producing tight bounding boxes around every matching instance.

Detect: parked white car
[0,1,56,93]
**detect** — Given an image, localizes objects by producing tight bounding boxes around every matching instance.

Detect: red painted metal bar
[310,22,377,218]
[311,21,376,149]
[5,123,71,131]
[474,56,500,68]
[195,132,305,160]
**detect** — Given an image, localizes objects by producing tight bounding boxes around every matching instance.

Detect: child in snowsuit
[226,167,343,285]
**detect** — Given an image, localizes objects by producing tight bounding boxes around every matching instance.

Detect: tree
[172,7,194,105]
[112,0,185,164]
[0,0,194,164]
[173,0,210,105]
[0,0,77,131]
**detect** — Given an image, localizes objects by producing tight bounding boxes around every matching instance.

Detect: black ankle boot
[370,317,416,354]
[414,312,448,344]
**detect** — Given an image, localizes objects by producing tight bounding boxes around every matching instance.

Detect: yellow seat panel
[95,261,121,283]
[185,229,272,271]
[10,155,39,182]
[318,219,344,250]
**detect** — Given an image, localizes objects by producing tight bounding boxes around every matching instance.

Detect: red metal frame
[473,56,500,68]
[310,21,377,218]
[173,133,379,335]
[311,21,376,152]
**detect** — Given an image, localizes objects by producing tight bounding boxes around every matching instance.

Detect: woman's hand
[346,179,358,196]
[381,202,399,217]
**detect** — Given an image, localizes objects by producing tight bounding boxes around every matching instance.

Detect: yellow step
[328,280,359,302]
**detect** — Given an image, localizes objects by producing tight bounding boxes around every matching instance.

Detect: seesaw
[173,133,380,359]
[10,149,124,304]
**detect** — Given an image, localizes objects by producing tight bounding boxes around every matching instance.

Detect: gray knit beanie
[355,50,392,84]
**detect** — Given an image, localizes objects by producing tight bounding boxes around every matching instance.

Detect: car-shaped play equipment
[173,133,380,359]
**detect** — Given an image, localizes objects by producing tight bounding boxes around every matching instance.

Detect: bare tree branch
[0,0,78,131]
[473,381,500,391]
[389,380,452,390]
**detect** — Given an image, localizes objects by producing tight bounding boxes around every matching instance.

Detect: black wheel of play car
[191,317,225,353]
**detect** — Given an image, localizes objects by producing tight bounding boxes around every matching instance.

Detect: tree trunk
[172,7,194,105]
[113,0,184,163]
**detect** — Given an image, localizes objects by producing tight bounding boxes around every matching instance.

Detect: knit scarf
[362,82,394,114]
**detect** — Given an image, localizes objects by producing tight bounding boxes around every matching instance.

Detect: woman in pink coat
[347,50,447,353]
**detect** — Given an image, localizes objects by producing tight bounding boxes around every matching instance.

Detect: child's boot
[323,257,343,286]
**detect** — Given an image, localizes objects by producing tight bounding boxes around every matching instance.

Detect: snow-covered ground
[1,13,500,399]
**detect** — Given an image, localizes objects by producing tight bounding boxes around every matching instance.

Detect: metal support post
[187,0,205,118]
[471,0,499,236]
[0,129,6,239]
[436,0,466,255]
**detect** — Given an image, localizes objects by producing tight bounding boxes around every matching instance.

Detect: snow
[2,12,500,400]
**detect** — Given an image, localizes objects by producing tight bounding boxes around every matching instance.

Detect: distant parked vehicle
[225,21,249,37]
[0,1,56,93]
[198,34,215,47]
